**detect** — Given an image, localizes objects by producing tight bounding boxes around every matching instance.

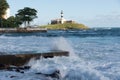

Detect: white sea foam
[28,57,110,80]
[27,37,110,80]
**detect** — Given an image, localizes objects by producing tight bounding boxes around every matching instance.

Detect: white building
[51,10,66,24]
[51,10,76,24]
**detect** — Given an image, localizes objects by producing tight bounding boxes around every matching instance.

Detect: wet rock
[0,64,6,69]
[15,68,21,72]
[20,71,24,74]
[24,66,31,70]
[0,51,69,66]
[0,65,31,74]
[0,64,9,70]
[36,70,61,79]
[10,76,17,78]
[15,69,24,74]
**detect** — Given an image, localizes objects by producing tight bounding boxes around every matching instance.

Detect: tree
[16,7,37,27]
[7,16,15,27]
[7,16,22,27]
[3,16,22,28]
[14,15,22,27]
[0,0,9,27]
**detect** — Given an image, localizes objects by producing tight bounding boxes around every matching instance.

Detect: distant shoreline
[0,27,47,33]
[0,23,89,33]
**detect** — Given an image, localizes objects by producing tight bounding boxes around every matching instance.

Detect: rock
[10,76,17,78]
[2,65,31,73]
[36,70,61,79]
[0,64,6,69]
[24,66,31,69]
[0,28,47,33]
[6,66,15,71]
[15,68,21,72]
[0,51,69,66]
[0,64,9,70]
[20,71,24,74]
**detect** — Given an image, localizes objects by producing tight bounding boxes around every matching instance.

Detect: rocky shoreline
[0,51,69,67]
[0,28,47,33]
[0,51,68,79]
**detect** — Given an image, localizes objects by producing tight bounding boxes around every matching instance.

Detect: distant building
[51,18,66,24]
[51,10,76,24]
[51,10,66,24]
[2,8,10,19]
[66,20,76,24]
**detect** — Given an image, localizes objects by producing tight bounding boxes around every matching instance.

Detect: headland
[40,23,88,30]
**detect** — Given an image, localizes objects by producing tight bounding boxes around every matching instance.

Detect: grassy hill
[40,23,88,30]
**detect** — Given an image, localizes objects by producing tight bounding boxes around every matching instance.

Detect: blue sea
[0,28,120,80]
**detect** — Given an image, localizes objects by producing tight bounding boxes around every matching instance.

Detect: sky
[7,0,120,27]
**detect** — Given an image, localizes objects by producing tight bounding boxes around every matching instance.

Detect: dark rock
[36,70,61,79]
[0,64,9,70]
[0,51,69,66]
[24,66,31,70]
[2,65,31,74]
[0,64,6,69]
[20,71,24,74]
[15,66,31,70]
[6,66,15,71]
[16,69,21,72]
[10,76,17,78]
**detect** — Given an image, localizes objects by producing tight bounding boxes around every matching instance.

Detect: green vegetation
[40,23,88,30]
[0,6,37,28]
[0,0,9,18]
[0,0,9,27]
[0,0,37,28]
[0,16,22,28]
[4,16,22,28]
[16,7,37,27]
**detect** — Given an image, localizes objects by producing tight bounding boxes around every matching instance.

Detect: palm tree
[0,0,9,27]
[16,7,37,27]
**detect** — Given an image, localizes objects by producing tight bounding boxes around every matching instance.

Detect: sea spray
[28,37,78,78]
[27,37,110,80]
[51,37,77,57]
[28,57,110,80]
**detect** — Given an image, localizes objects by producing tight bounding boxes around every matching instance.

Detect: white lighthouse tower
[60,10,65,24]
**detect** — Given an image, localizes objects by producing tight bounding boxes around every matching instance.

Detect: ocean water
[0,28,120,80]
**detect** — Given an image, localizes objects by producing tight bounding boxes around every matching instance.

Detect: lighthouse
[51,10,67,24]
[61,10,64,24]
